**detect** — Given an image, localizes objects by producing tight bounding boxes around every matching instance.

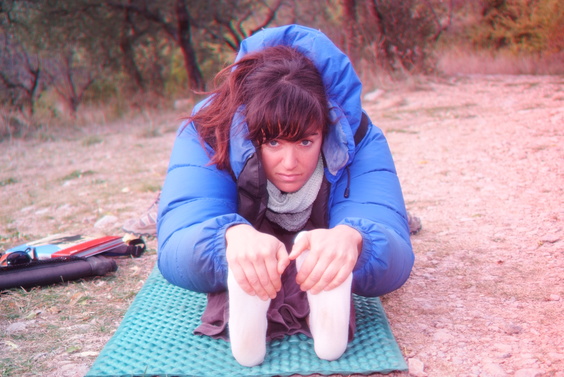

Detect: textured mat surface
[87,266,407,377]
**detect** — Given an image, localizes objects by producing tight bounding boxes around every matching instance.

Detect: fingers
[245,257,281,300]
[265,247,284,292]
[296,251,346,293]
[311,265,352,294]
[288,231,309,261]
[293,228,359,294]
[227,261,255,296]
[232,263,275,301]
[225,226,288,300]
[276,244,291,275]
[296,254,332,292]
[297,253,355,294]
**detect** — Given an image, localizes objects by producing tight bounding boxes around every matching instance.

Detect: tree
[421,0,454,42]
[0,34,42,116]
[42,49,97,118]
[106,0,284,91]
[474,0,564,54]
[342,0,362,65]
[195,0,284,52]
[105,0,205,91]
[0,1,44,118]
[118,2,148,90]
[340,0,440,73]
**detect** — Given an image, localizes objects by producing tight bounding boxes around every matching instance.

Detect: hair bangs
[246,82,328,145]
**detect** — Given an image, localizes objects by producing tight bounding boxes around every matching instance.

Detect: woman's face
[261,129,323,193]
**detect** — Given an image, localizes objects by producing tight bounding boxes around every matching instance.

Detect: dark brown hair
[189,45,330,172]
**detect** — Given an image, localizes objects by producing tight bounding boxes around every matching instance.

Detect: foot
[122,195,159,237]
[407,211,422,235]
[295,247,351,361]
[227,268,270,367]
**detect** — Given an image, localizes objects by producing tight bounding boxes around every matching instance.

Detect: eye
[266,139,279,147]
[300,139,313,146]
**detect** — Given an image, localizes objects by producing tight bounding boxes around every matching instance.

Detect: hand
[225,224,290,300]
[289,225,362,294]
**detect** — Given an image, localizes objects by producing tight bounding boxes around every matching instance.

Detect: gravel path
[367,74,564,377]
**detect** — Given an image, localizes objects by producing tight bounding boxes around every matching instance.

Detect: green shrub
[470,0,564,55]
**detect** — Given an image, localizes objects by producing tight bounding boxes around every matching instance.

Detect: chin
[275,182,304,193]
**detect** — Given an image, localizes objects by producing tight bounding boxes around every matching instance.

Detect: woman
[157,25,414,366]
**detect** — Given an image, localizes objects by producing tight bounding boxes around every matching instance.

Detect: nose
[281,145,298,170]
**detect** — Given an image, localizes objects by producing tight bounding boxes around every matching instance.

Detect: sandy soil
[369,74,564,377]
[1,74,563,377]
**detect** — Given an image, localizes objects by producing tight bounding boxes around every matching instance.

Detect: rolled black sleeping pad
[0,256,118,290]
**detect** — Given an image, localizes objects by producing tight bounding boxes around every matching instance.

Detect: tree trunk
[175,0,204,91]
[27,66,41,116]
[120,38,145,90]
[342,0,360,66]
[120,5,145,90]
[368,0,395,72]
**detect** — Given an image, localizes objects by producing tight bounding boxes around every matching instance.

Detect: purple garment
[194,261,310,341]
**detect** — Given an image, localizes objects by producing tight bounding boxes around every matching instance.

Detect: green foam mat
[87,266,407,377]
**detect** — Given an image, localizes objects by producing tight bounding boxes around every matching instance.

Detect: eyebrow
[303,131,320,137]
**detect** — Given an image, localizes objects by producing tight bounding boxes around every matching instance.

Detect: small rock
[58,363,90,377]
[547,352,564,360]
[363,88,385,102]
[514,368,545,377]
[408,358,427,377]
[540,235,560,243]
[6,321,35,334]
[433,329,454,341]
[482,362,507,377]
[493,343,513,353]
[94,215,118,229]
[73,351,99,358]
[548,294,561,301]
[504,323,523,335]
[34,208,50,215]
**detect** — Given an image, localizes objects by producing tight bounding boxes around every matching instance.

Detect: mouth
[276,173,301,182]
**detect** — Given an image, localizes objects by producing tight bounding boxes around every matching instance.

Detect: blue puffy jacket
[157,24,414,297]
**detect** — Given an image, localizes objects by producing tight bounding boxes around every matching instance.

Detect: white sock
[227,268,271,367]
[296,251,352,361]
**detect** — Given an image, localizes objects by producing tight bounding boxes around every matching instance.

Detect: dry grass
[0,254,157,376]
[0,110,180,377]
[437,48,564,76]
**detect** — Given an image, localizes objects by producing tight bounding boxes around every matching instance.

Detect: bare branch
[421,0,453,42]
[0,70,19,89]
[234,9,253,40]
[105,1,178,41]
[211,13,242,52]
[248,0,283,35]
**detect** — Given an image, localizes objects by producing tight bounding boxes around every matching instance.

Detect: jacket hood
[225,24,363,184]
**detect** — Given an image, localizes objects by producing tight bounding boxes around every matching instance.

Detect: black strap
[354,112,370,145]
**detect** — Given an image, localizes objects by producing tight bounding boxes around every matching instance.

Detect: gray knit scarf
[265,156,324,232]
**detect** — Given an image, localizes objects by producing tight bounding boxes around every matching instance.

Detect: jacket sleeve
[329,120,414,297]
[157,122,249,293]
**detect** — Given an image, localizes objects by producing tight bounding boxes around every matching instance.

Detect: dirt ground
[0,74,563,377]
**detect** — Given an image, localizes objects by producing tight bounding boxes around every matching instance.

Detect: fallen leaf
[4,340,19,350]
[69,292,85,306]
